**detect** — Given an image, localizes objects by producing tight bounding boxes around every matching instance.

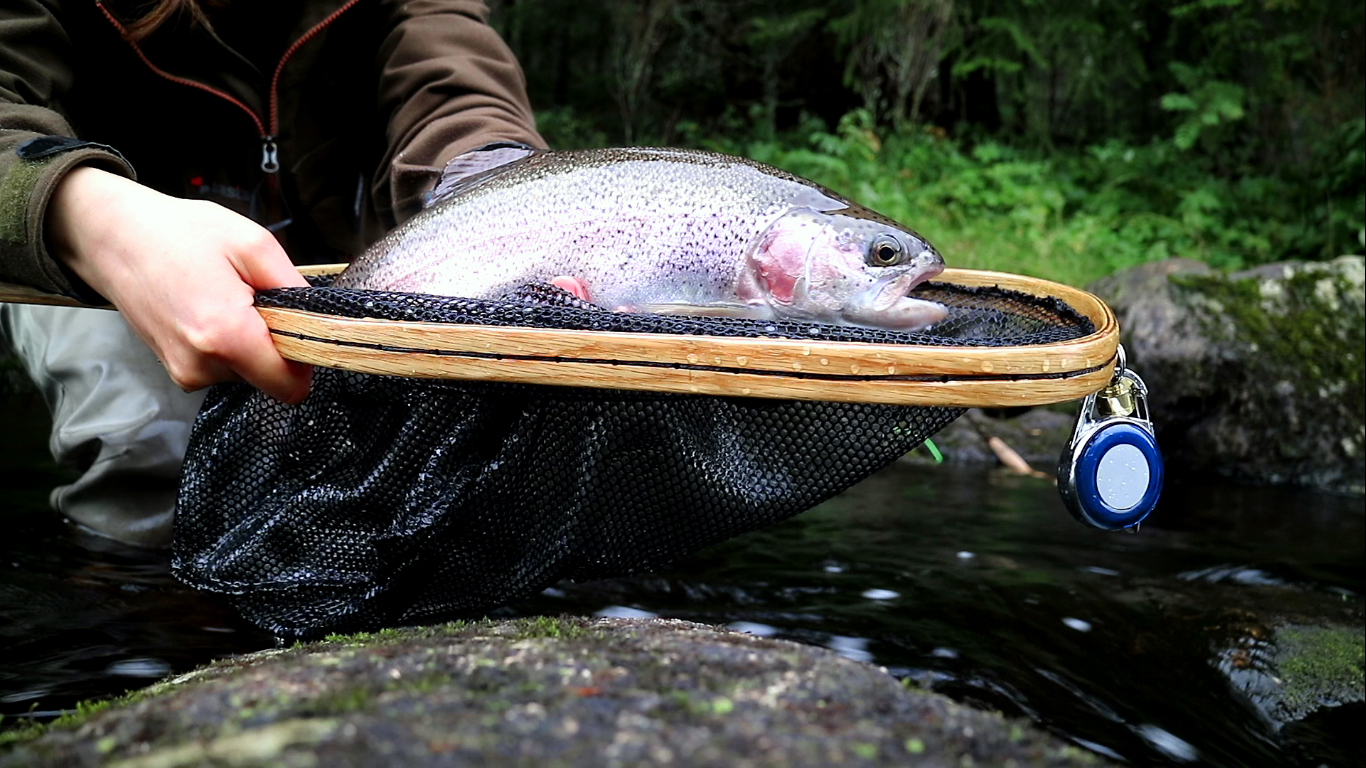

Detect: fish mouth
[891,249,946,298]
[842,250,948,330]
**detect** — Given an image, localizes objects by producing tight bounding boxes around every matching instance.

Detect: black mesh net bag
[172,281,1093,639]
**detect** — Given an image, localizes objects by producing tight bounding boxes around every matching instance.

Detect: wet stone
[1217,622,1365,726]
[2,617,1103,767]
[1111,561,1365,748]
[1088,256,1366,494]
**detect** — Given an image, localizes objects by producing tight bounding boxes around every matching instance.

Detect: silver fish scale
[334,148,847,309]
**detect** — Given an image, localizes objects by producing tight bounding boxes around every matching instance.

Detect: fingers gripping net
[173,283,1092,639]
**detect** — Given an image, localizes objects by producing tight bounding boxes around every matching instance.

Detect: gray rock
[1088,256,1365,494]
[1,617,1103,767]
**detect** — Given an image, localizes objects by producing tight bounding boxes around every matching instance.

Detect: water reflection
[511,462,1363,767]
[827,635,873,663]
[1061,617,1092,632]
[1138,724,1200,763]
[593,605,658,620]
[726,621,778,637]
[0,398,273,722]
[2,394,1361,766]
[861,588,899,600]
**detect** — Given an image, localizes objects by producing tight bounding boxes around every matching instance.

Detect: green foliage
[950,0,1149,145]
[498,0,1364,277]
[829,0,955,127]
[1161,62,1246,151]
[639,110,1357,286]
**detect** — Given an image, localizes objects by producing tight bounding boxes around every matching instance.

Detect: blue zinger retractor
[1058,352,1164,531]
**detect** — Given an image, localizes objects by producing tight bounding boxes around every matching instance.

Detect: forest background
[487,0,1364,287]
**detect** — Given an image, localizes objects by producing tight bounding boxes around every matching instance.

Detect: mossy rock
[1217,622,1365,725]
[1089,256,1365,493]
[1,617,1103,767]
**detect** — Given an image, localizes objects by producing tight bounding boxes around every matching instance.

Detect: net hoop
[269,266,1117,407]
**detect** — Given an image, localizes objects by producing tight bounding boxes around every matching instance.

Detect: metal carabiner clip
[1057,345,1164,531]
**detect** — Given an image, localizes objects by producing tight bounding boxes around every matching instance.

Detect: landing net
[173,280,1095,638]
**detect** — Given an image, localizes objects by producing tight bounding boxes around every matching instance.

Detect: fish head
[743,207,948,330]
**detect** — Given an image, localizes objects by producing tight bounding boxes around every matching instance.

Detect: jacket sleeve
[374,0,544,225]
[0,1,137,297]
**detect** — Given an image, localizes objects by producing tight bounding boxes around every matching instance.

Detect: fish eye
[868,235,903,267]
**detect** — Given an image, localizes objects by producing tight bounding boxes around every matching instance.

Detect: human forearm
[46,166,313,403]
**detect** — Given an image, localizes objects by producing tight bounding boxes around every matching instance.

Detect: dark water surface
[2,394,1361,765]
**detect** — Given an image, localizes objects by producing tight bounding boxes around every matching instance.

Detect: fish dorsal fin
[424,142,539,208]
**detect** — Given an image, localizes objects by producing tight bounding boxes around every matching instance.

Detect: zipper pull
[261,136,280,173]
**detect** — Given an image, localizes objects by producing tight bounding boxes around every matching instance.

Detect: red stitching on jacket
[269,0,364,136]
[96,0,362,141]
[95,1,266,137]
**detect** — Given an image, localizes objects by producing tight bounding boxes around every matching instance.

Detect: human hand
[46,166,312,403]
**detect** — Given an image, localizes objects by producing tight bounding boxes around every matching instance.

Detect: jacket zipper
[97,0,361,174]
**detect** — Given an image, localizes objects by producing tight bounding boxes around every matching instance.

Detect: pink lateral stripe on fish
[335,145,948,331]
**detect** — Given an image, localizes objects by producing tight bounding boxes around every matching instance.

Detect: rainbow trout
[335,145,948,330]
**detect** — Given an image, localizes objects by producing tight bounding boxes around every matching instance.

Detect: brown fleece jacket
[0,0,543,298]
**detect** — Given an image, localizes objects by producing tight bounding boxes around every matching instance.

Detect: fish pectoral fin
[549,276,591,302]
[424,142,541,207]
[630,302,770,319]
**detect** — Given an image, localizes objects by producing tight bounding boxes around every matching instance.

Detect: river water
[1,394,1360,765]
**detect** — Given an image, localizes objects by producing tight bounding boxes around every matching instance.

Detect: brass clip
[1096,376,1136,418]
